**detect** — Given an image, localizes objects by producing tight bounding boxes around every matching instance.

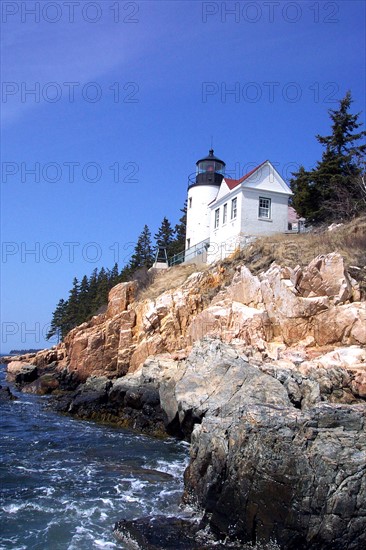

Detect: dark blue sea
[0,363,189,549]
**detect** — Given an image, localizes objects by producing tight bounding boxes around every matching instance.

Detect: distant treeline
[9,349,43,355]
[47,207,186,342]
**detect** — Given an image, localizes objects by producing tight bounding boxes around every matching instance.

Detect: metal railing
[169,238,210,267]
[187,172,225,189]
[168,226,308,267]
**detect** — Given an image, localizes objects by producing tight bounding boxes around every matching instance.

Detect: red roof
[224,160,267,190]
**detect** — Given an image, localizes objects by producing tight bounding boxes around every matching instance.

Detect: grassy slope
[138,216,366,301]
[228,216,366,296]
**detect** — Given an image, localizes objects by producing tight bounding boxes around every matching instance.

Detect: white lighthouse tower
[185,149,226,255]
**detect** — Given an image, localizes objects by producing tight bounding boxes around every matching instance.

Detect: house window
[187,238,190,249]
[214,208,220,229]
[259,197,271,219]
[231,198,237,219]
[223,203,227,224]
[188,197,192,209]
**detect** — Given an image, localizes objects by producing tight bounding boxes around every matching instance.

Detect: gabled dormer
[211,160,292,207]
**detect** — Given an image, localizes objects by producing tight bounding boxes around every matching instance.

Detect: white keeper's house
[181,149,298,264]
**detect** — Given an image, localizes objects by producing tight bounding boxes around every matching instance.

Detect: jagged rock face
[141,339,365,548]
[12,333,365,547]
[6,252,365,548]
[63,282,138,380]
[113,515,231,549]
[6,361,35,381]
[43,253,364,382]
[174,340,366,549]
[6,347,67,379]
[185,403,365,550]
[159,340,291,438]
[53,338,365,546]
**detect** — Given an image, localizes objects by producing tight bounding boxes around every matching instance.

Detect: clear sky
[1,0,365,353]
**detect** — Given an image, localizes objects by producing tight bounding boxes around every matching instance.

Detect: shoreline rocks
[0,384,17,401]
[114,515,243,549]
[27,338,365,547]
[4,253,366,548]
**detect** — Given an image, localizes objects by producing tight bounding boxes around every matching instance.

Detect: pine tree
[314,91,365,220]
[78,274,90,320]
[87,268,99,309]
[316,91,365,162]
[130,225,154,269]
[63,277,80,332]
[291,91,365,223]
[169,201,187,257]
[154,217,175,257]
[94,267,109,311]
[119,263,134,282]
[109,262,120,286]
[289,166,320,221]
[47,205,190,340]
[46,298,68,342]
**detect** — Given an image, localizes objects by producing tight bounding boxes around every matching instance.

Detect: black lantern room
[188,149,226,188]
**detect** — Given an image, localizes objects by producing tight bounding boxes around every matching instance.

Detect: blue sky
[1,0,365,352]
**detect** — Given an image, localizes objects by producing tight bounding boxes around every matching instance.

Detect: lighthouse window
[231,198,237,219]
[188,197,192,209]
[214,208,220,229]
[223,203,227,224]
[215,162,224,174]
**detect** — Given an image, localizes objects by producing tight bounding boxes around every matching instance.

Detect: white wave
[94,540,117,548]
[114,478,148,496]
[99,498,113,507]
[62,501,100,518]
[15,466,39,472]
[122,495,139,503]
[158,488,182,498]
[130,479,148,492]
[113,483,122,495]
[0,543,27,550]
[147,458,189,478]
[67,525,95,550]
[1,502,51,514]
[1,503,22,514]
[40,486,55,496]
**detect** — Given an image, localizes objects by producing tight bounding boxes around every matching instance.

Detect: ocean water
[0,363,190,549]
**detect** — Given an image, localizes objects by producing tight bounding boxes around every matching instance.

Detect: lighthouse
[185,149,226,252]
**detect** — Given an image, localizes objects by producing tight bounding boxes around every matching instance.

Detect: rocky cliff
[6,253,366,548]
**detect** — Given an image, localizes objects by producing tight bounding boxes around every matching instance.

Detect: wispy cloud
[1,8,155,125]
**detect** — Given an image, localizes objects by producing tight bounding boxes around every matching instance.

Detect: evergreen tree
[47,205,190,341]
[130,225,154,269]
[46,298,67,342]
[119,263,134,282]
[78,274,90,320]
[172,200,187,255]
[87,268,99,309]
[64,277,80,332]
[154,217,175,257]
[291,91,365,223]
[94,267,109,310]
[109,262,119,286]
[289,166,320,221]
[316,91,365,161]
